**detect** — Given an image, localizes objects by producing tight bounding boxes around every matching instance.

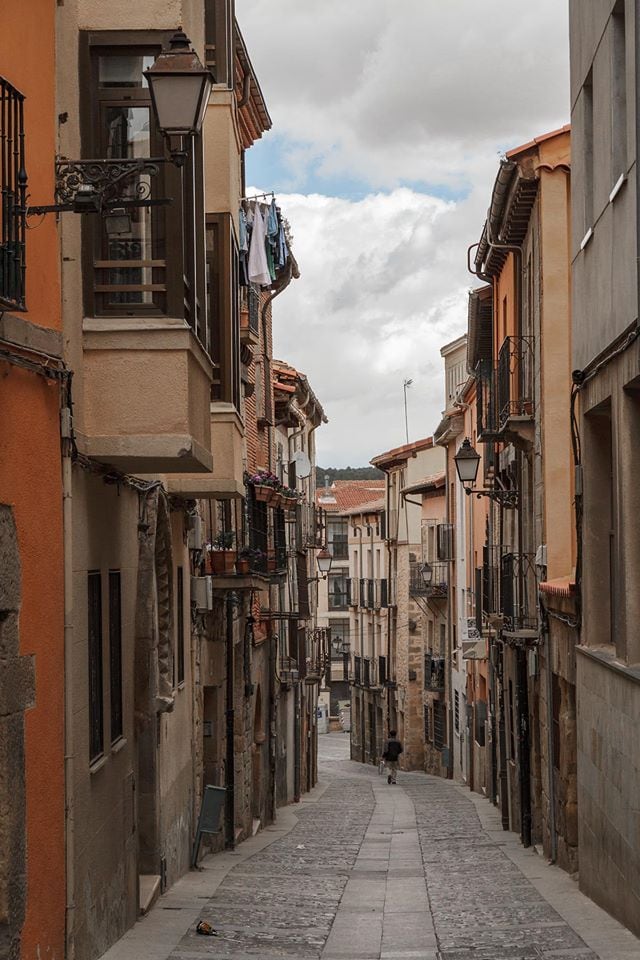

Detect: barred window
[88,572,104,763]
[0,76,27,310]
[108,571,123,743]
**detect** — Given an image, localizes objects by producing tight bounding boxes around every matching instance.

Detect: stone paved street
[103,734,640,960]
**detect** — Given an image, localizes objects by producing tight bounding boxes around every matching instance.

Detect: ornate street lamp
[315,547,333,578]
[144,30,213,165]
[454,438,481,486]
[307,546,333,584]
[26,31,212,217]
[420,562,433,587]
[454,437,517,507]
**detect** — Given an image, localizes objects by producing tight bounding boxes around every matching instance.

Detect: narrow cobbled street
[105,735,639,960]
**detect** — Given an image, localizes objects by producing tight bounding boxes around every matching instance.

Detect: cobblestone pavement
[106,733,640,960]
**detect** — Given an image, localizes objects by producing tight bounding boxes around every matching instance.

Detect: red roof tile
[371,436,434,469]
[315,480,386,514]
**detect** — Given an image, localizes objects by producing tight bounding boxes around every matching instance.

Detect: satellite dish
[292,450,311,479]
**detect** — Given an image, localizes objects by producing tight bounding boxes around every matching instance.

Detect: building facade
[459,127,573,860]
[370,439,446,770]
[0,6,65,960]
[570,0,640,934]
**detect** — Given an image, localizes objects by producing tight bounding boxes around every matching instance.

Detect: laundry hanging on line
[240,198,290,289]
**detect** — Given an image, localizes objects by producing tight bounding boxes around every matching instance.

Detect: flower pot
[209,550,235,575]
[235,557,250,575]
[254,484,271,502]
[267,489,281,506]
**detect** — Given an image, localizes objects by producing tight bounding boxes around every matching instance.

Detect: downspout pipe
[225,593,235,849]
[62,385,75,960]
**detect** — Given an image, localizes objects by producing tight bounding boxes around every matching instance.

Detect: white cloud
[238,0,569,191]
[265,188,480,465]
[239,0,570,466]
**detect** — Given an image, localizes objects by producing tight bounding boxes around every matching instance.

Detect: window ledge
[89,753,108,775]
[577,644,640,685]
[111,737,127,755]
[579,227,593,251]
[609,173,626,203]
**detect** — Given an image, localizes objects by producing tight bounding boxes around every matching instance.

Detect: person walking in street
[382,730,403,784]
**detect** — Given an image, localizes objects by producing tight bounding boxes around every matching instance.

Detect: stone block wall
[576,649,640,936]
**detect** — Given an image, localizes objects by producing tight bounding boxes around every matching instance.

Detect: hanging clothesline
[243,191,275,203]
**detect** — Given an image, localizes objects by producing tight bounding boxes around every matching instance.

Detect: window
[330,619,349,660]
[328,573,349,610]
[204,0,234,86]
[177,566,185,685]
[433,701,446,751]
[108,571,123,743]
[81,33,204,329]
[552,674,561,772]
[611,1,627,181]
[88,572,104,762]
[0,76,26,310]
[508,679,516,760]
[327,518,349,560]
[583,69,594,230]
[207,214,240,408]
[454,689,460,733]
[423,704,432,743]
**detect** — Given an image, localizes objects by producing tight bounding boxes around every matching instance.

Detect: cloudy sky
[238,0,570,467]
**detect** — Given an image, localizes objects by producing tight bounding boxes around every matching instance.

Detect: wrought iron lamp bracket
[25,156,171,217]
[464,486,518,508]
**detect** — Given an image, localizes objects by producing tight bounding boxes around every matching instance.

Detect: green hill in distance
[316,466,384,486]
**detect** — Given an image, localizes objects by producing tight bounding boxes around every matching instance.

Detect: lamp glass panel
[455,452,480,483]
[149,74,205,133]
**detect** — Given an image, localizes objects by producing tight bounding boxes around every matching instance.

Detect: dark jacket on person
[384,738,403,761]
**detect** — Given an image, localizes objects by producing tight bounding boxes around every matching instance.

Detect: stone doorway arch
[134,488,174,879]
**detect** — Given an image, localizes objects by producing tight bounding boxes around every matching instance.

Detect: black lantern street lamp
[315,547,333,578]
[144,30,213,166]
[454,437,518,507]
[25,30,212,219]
[454,438,481,486]
[308,546,333,584]
[420,562,433,587]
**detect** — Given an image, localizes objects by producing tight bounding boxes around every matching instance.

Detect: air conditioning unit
[191,575,213,611]
[187,514,203,551]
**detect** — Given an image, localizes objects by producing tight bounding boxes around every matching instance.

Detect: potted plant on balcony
[207,531,235,575]
[248,469,280,502]
[281,487,298,511]
[235,548,252,575]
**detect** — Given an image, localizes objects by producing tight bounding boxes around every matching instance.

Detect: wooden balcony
[168,403,245,499]
[81,318,213,473]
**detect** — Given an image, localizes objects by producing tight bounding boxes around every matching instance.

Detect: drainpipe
[540,603,558,862]
[225,592,235,849]
[62,390,75,960]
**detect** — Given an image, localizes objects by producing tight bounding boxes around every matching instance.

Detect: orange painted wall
[0,3,65,960]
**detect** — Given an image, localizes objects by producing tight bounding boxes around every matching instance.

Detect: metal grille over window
[88,571,104,763]
[0,76,27,310]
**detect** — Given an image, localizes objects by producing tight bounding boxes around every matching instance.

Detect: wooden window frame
[88,571,104,763]
[108,570,123,744]
[207,213,241,408]
[80,31,206,333]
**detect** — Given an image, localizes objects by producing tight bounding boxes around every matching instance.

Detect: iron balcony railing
[497,336,534,429]
[348,577,359,606]
[353,655,362,686]
[500,552,538,634]
[1,76,27,311]
[378,655,387,686]
[426,561,449,599]
[362,657,371,688]
[424,654,445,692]
[476,358,499,440]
